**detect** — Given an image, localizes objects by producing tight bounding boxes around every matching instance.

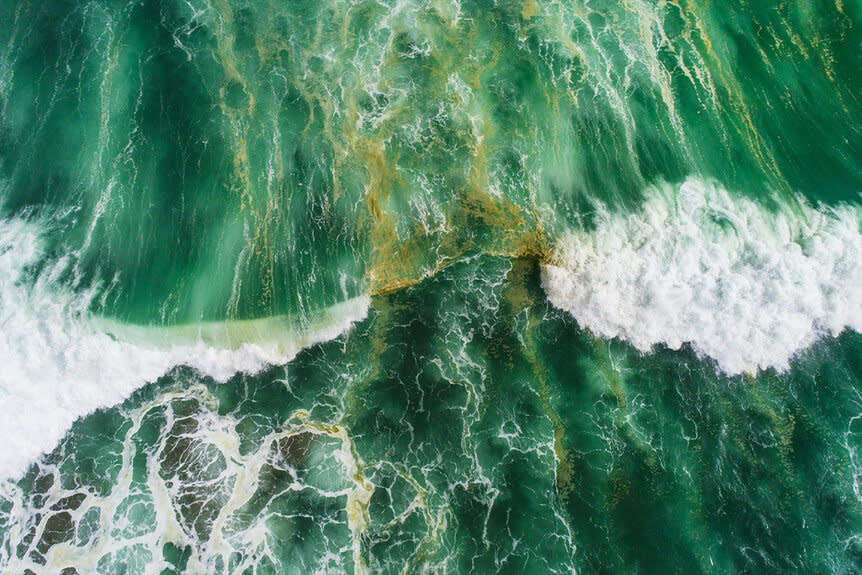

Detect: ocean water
[0,0,860,573]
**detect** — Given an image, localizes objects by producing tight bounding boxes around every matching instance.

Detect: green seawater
[0,0,861,573]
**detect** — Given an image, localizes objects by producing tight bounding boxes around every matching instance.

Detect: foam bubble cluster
[542,178,862,374]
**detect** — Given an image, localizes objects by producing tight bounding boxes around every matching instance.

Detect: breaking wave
[0,219,368,480]
[542,178,862,374]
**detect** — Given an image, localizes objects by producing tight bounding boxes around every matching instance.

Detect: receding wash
[1,0,861,573]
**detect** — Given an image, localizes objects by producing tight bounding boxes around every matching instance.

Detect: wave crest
[0,219,368,481]
[542,178,862,374]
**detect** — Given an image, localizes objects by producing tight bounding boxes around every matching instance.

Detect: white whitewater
[542,178,862,375]
[0,218,369,481]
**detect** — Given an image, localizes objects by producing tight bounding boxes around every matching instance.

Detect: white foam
[0,218,369,481]
[542,178,862,375]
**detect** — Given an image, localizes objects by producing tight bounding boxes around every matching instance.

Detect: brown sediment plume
[360,112,551,296]
[365,184,551,297]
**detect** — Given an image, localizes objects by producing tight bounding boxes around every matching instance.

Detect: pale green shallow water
[1,0,861,573]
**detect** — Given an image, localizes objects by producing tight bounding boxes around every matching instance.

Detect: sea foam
[542,178,862,375]
[0,219,369,481]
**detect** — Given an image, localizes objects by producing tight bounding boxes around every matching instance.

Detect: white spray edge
[542,177,862,375]
[0,218,369,482]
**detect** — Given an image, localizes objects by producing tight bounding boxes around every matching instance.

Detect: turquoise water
[0,0,861,573]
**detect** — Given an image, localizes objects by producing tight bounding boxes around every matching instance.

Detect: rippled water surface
[1,0,861,573]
